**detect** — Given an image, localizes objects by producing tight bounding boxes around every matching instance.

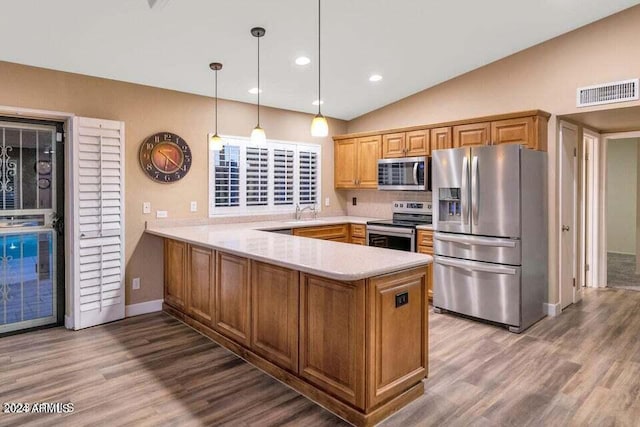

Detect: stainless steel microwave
[377,156,431,191]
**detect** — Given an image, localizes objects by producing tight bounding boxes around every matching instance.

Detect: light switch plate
[325,197,330,207]
[132,277,140,290]
[190,201,197,212]
[143,202,151,214]
[156,210,168,218]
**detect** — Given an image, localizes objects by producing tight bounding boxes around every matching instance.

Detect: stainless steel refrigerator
[432,144,547,333]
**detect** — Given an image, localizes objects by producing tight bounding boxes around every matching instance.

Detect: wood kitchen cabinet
[431,127,453,151]
[334,136,381,189]
[293,224,349,241]
[417,229,434,301]
[491,116,548,151]
[214,252,251,346]
[350,224,366,245]
[382,130,429,158]
[187,245,215,325]
[299,273,366,408]
[453,122,491,148]
[164,239,187,310]
[367,268,429,406]
[251,261,299,372]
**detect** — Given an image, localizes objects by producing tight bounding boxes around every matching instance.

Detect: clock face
[139,132,192,183]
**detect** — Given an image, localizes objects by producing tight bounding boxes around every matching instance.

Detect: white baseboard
[64,314,74,330]
[607,250,636,256]
[125,299,164,317]
[543,302,561,317]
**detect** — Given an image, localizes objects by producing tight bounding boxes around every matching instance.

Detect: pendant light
[209,62,224,151]
[251,27,267,144]
[310,0,329,137]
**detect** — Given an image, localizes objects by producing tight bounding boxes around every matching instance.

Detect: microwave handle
[413,162,419,185]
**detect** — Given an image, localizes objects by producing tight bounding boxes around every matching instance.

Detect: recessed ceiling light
[312,99,324,106]
[295,56,311,66]
[369,74,383,82]
[248,87,263,94]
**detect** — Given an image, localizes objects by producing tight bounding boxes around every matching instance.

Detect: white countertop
[146,216,433,281]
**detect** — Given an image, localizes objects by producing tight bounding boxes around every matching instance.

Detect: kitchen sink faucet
[295,203,317,220]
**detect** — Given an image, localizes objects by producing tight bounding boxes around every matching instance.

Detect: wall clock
[139,132,192,183]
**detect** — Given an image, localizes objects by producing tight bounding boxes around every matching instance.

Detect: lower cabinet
[350,224,366,245]
[187,245,215,325]
[164,239,187,310]
[299,274,366,409]
[417,229,435,301]
[368,269,428,407]
[250,261,299,372]
[214,252,251,347]
[292,224,349,241]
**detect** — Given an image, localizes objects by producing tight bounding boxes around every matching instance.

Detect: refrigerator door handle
[461,156,469,224]
[471,155,479,225]
[412,162,419,185]
[435,233,517,248]
[435,256,517,275]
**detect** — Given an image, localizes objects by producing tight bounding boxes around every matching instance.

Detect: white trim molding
[125,299,164,317]
[64,315,74,330]
[543,302,562,317]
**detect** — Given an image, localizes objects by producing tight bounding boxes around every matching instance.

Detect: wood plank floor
[1,288,639,426]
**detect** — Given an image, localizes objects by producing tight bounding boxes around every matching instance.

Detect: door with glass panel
[0,121,61,334]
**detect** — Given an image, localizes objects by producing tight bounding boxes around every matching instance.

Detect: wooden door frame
[0,105,76,328]
[599,130,640,288]
[558,121,579,309]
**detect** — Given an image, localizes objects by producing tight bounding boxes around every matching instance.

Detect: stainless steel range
[366,201,432,252]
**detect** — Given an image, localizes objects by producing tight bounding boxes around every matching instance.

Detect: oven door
[366,225,416,252]
[377,156,428,191]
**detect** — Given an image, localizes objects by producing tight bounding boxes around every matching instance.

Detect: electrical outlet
[190,201,197,212]
[352,197,357,206]
[156,210,168,218]
[325,197,330,207]
[143,202,151,214]
[132,277,140,290]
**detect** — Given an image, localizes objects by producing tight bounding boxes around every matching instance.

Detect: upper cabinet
[333,110,550,189]
[430,127,453,151]
[335,136,381,189]
[453,122,491,148]
[382,130,429,158]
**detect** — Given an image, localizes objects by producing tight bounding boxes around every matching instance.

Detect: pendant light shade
[209,62,224,151]
[311,0,329,137]
[251,27,267,144]
[311,113,329,137]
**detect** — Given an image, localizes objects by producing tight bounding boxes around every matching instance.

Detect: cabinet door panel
[187,245,215,325]
[406,130,429,156]
[164,239,187,310]
[491,117,534,147]
[251,262,299,372]
[367,268,428,407]
[431,127,452,151]
[335,139,357,189]
[453,122,490,148]
[382,133,406,159]
[357,136,381,188]
[350,224,366,239]
[300,274,365,408]
[214,252,251,346]
[292,224,349,240]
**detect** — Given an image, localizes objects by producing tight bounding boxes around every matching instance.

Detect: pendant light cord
[215,69,218,133]
[318,0,321,115]
[257,35,261,125]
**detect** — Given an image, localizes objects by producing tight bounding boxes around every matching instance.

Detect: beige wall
[607,138,638,254]
[0,60,348,306]
[345,5,640,304]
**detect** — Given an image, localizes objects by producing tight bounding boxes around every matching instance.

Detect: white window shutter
[72,117,125,329]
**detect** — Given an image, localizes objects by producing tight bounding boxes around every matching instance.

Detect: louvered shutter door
[73,117,125,329]
[298,149,318,205]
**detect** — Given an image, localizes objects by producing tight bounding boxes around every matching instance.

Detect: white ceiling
[1,0,639,120]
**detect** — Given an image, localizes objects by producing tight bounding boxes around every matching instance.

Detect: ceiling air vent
[577,78,639,107]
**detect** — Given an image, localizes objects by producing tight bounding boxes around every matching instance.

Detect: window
[209,136,321,216]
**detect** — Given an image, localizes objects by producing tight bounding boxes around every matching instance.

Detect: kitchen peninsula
[146,217,432,426]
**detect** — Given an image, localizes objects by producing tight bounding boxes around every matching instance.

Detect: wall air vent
[577,78,639,107]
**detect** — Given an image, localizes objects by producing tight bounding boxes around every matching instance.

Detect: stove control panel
[392,200,432,214]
